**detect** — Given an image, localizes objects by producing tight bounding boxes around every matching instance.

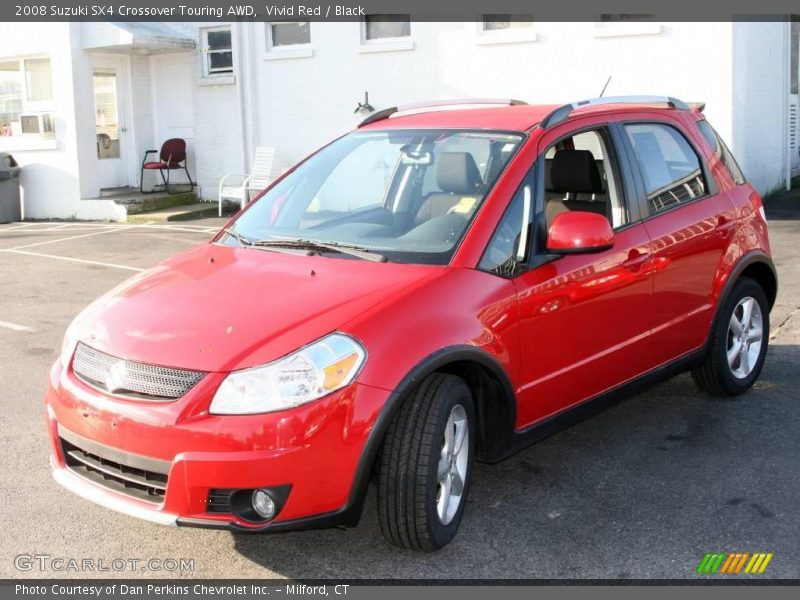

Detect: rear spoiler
[688,102,706,113]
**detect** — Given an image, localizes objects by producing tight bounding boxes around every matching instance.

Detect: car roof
[359,101,691,133]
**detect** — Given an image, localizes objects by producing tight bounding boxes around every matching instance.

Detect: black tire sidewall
[713,278,770,394]
[423,380,476,549]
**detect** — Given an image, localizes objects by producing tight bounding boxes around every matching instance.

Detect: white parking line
[0,320,33,332]
[2,225,135,251]
[5,249,144,272]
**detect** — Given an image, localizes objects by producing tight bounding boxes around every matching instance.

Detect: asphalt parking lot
[1,198,799,580]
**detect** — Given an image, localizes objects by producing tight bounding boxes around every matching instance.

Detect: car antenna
[599,76,612,98]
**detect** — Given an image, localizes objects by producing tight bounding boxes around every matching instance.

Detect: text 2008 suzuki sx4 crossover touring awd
[46,97,776,551]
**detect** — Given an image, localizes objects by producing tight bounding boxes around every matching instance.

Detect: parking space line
[0,320,33,332]
[5,249,144,272]
[2,225,134,251]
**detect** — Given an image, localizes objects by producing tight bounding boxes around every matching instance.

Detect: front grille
[72,342,205,401]
[60,429,170,504]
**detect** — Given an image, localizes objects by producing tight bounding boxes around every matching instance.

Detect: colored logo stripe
[697,552,773,574]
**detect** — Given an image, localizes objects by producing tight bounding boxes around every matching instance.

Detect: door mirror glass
[546,211,614,254]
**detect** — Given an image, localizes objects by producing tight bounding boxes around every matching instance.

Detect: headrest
[550,149,603,194]
[436,152,482,194]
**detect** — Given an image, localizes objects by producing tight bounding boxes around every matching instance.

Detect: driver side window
[543,128,626,231]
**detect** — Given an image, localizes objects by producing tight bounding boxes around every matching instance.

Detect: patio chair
[218,146,276,216]
[140,138,195,194]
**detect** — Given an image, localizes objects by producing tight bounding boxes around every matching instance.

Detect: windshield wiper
[252,239,387,262]
[222,228,254,247]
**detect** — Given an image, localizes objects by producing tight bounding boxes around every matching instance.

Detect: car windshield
[223,129,524,264]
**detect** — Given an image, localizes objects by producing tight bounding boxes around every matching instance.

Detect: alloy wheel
[436,404,469,525]
[727,296,764,379]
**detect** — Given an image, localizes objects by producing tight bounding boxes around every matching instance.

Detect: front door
[513,121,655,428]
[92,56,130,190]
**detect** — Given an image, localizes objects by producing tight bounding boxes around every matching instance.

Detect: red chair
[140,138,194,194]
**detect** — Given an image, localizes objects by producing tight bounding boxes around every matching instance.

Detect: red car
[46,96,776,551]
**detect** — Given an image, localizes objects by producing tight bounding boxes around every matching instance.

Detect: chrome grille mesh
[72,343,205,400]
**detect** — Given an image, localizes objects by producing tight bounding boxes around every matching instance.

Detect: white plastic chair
[218,147,276,216]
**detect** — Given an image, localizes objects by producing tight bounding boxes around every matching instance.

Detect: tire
[377,373,475,551]
[692,277,769,396]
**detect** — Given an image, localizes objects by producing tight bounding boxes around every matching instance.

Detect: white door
[92,55,131,189]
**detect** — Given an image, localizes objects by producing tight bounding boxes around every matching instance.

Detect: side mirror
[546,211,614,254]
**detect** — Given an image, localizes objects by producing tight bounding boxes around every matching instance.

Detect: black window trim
[617,118,719,222]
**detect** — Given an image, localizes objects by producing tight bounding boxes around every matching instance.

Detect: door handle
[621,249,651,272]
[715,217,735,238]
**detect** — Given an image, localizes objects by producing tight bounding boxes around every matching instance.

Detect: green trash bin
[0,152,21,223]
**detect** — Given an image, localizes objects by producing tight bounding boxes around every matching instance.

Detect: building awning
[81,22,196,54]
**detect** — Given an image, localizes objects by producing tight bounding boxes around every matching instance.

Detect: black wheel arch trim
[715,250,777,318]
[183,346,518,533]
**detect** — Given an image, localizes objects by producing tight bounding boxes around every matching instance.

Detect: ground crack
[770,304,800,340]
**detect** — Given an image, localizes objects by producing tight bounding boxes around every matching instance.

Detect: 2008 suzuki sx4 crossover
[46,97,776,551]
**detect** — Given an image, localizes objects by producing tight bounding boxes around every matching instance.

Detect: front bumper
[44,358,390,531]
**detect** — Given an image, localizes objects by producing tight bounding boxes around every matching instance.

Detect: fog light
[252,489,276,520]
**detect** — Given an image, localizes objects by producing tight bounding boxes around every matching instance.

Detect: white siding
[0,23,84,219]
[732,21,790,194]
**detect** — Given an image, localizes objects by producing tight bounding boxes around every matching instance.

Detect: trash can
[0,152,21,223]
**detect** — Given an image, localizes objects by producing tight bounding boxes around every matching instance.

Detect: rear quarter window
[697,120,746,186]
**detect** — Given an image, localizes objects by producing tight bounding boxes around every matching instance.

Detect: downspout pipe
[234,22,252,173]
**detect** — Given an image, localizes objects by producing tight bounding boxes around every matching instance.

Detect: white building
[0,20,798,221]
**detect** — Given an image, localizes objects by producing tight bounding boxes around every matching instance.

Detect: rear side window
[624,123,707,214]
[697,120,746,186]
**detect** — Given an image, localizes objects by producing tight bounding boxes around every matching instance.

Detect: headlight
[209,333,366,415]
[59,317,81,368]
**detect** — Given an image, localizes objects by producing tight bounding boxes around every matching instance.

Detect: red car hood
[73,243,440,372]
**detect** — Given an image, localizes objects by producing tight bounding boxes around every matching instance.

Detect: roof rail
[358,98,528,128]
[539,95,690,129]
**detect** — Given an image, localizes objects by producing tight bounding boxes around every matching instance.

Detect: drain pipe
[234,22,253,173]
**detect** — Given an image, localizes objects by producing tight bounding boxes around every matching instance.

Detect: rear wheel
[692,278,769,395]
[377,373,475,551]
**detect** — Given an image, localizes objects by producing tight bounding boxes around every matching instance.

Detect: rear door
[619,117,736,365]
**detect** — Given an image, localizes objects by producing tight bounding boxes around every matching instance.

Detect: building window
[0,57,54,139]
[364,15,410,40]
[202,27,233,76]
[482,14,534,31]
[599,14,656,22]
[269,21,311,47]
[478,14,536,44]
[360,15,413,53]
[264,21,314,60]
[595,14,662,37]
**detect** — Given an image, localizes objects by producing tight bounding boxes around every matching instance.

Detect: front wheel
[377,373,475,551]
[692,277,770,395]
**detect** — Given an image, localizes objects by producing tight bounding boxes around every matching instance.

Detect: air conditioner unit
[19,112,54,136]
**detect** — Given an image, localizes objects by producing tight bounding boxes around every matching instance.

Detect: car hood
[72,243,441,372]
